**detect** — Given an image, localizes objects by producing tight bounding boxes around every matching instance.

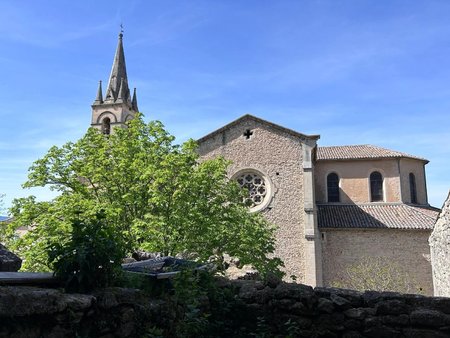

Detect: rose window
[236,172,267,207]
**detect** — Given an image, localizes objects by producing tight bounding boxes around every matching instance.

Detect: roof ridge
[316,202,404,206]
[319,144,371,148]
[197,114,320,144]
[317,144,428,162]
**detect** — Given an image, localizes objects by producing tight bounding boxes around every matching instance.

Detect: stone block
[317,297,334,313]
[0,244,21,272]
[403,328,449,338]
[363,325,401,338]
[330,293,351,310]
[381,314,409,326]
[342,331,363,338]
[375,299,409,315]
[316,313,345,331]
[343,319,362,330]
[344,307,375,320]
[409,309,448,327]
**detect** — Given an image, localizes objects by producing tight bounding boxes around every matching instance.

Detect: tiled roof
[317,145,428,162]
[317,203,440,230]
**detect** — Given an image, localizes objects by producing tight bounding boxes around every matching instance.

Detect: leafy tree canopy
[7,114,282,276]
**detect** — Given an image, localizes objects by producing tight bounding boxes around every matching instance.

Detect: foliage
[330,256,421,294]
[47,211,125,292]
[169,270,211,337]
[250,317,271,338]
[6,114,282,277]
[144,271,303,338]
[0,193,6,241]
[0,193,4,213]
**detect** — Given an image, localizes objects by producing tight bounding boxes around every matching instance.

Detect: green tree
[7,114,282,277]
[0,193,6,241]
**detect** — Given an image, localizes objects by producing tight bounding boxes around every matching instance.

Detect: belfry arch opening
[102,117,111,135]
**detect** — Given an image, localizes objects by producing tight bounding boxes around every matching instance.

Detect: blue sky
[0,0,449,211]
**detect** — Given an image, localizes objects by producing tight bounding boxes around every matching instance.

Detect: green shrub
[47,211,125,292]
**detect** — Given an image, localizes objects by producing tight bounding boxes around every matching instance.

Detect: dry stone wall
[1,280,450,337]
[430,191,450,297]
[228,279,450,338]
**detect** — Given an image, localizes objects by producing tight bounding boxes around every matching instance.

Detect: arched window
[370,171,383,202]
[327,173,340,202]
[102,117,111,135]
[409,173,417,204]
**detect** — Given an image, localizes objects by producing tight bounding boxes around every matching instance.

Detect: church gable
[197,114,319,165]
[198,114,311,212]
[198,114,322,285]
[198,114,319,151]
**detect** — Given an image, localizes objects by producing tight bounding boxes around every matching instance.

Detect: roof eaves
[316,203,437,230]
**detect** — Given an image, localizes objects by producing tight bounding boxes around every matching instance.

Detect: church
[92,33,440,295]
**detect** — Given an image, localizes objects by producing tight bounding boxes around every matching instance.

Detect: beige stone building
[93,33,440,295]
[197,118,439,295]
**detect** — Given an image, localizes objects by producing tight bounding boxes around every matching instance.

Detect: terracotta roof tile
[317,145,428,162]
[317,203,439,230]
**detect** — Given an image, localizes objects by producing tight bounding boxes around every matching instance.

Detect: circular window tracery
[236,172,269,209]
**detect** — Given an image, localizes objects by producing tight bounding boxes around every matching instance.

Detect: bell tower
[91,31,138,134]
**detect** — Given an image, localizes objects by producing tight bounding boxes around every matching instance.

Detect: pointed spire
[117,78,126,102]
[93,80,103,105]
[132,88,138,111]
[105,30,130,103]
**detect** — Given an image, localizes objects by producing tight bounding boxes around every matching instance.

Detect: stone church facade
[93,33,440,295]
[197,116,322,286]
[197,118,439,295]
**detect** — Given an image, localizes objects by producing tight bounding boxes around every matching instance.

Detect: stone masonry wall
[230,279,450,338]
[321,228,434,296]
[1,281,450,337]
[315,159,402,204]
[430,191,450,297]
[198,118,308,282]
[315,158,428,205]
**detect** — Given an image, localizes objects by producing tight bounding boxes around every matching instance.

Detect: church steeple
[91,30,138,133]
[104,32,130,103]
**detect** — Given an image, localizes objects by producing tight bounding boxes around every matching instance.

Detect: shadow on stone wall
[1,278,449,337]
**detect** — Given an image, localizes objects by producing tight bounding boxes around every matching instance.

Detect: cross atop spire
[104,29,131,104]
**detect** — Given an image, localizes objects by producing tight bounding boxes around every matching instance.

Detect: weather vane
[120,23,124,35]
